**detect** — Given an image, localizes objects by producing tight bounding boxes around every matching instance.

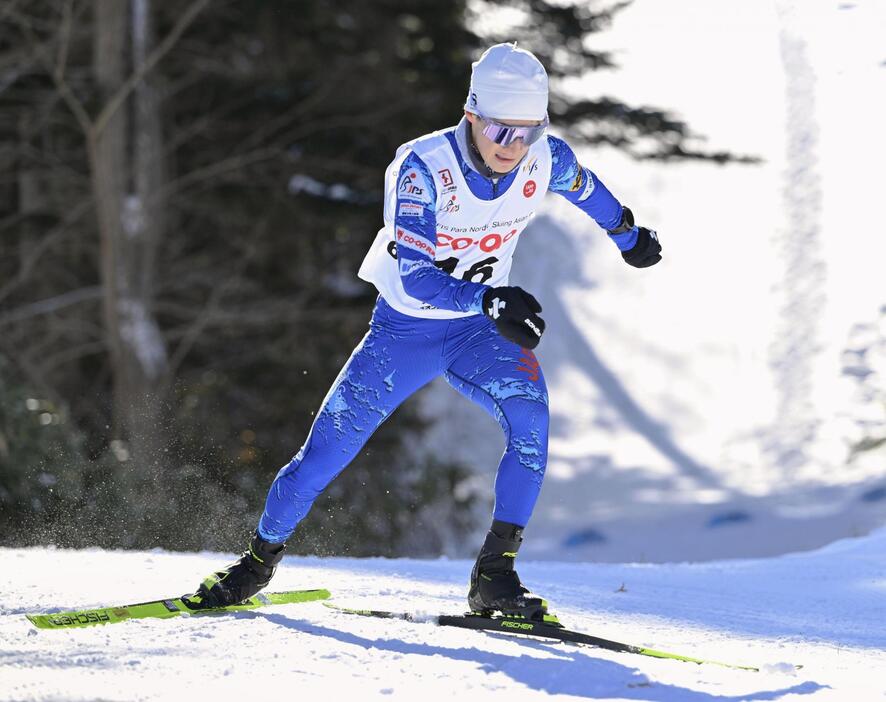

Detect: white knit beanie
[464,43,549,121]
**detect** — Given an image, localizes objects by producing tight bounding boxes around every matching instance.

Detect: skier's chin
[491,152,520,173]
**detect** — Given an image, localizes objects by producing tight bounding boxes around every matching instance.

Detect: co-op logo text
[437,229,518,252]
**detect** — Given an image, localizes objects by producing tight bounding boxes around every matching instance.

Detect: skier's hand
[622,227,662,268]
[607,206,662,268]
[482,286,545,349]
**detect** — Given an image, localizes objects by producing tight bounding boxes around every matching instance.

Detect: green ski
[27,589,331,630]
[324,602,767,672]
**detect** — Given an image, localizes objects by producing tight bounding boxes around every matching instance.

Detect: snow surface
[2,529,885,701]
[420,0,886,563]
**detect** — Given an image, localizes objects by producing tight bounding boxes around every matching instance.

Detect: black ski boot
[468,520,548,620]
[184,531,286,610]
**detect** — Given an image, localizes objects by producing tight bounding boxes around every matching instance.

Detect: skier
[187,43,661,618]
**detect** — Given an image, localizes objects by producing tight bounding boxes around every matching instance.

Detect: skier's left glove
[482,286,546,350]
[607,206,662,268]
[622,227,662,268]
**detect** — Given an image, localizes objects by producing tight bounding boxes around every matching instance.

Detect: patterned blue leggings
[258,296,549,543]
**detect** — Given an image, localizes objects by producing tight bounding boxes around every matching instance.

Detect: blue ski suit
[258,120,635,543]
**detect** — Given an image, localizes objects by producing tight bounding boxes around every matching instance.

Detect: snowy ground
[2,529,885,701]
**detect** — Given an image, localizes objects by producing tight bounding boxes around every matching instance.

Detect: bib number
[387,242,498,285]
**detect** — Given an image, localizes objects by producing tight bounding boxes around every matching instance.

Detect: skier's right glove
[482,286,546,350]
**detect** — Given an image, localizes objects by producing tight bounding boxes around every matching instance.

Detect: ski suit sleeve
[547,135,639,252]
[392,151,487,313]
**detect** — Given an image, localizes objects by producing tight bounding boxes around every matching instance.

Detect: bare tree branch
[150,99,407,205]
[92,0,211,137]
[2,341,74,411]
[8,7,93,134]
[54,0,75,80]
[165,276,232,380]
[0,286,103,328]
[160,301,368,328]
[150,146,280,205]
[160,92,256,158]
[233,63,351,153]
[0,199,92,305]
[164,213,273,378]
[40,340,108,375]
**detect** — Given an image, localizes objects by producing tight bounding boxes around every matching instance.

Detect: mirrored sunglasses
[480,114,549,146]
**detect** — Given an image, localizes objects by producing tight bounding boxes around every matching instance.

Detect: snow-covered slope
[421,0,886,562]
[2,529,885,701]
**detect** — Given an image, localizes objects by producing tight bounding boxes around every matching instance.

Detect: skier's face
[466,111,540,174]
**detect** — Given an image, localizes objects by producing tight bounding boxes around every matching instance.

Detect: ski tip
[758,661,804,674]
[25,614,47,629]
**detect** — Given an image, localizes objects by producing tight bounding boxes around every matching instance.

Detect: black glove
[622,227,662,268]
[608,206,662,268]
[482,286,545,349]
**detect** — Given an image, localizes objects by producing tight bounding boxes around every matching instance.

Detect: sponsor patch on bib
[398,202,424,218]
[397,169,433,204]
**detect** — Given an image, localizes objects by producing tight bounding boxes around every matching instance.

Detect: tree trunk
[91,0,170,542]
